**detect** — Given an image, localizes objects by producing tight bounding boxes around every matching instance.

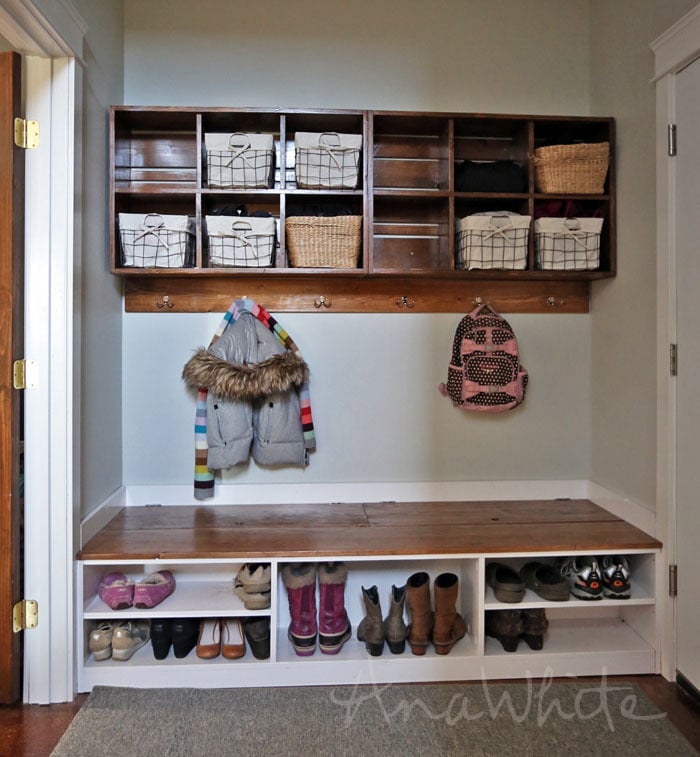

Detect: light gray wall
[70,0,125,517]
[589,0,697,512]
[120,0,594,491]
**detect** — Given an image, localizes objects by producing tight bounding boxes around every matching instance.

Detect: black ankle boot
[172,618,199,658]
[521,608,548,650]
[150,619,172,660]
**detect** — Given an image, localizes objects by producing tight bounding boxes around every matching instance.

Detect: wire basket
[206,216,276,268]
[285,216,362,268]
[119,212,193,268]
[205,132,274,189]
[534,142,609,194]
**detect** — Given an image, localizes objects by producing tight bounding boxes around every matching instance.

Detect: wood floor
[1,676,697,756]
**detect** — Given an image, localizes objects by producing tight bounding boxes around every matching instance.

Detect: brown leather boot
[406,571,433,655]
[432,572,467,655]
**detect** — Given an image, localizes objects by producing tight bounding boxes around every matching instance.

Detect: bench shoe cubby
[77,550,657,691]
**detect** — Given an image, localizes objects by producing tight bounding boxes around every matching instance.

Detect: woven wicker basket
[286,216,362,268]
[534,141,609,194]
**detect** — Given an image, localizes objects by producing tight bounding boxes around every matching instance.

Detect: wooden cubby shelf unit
[110,107,615,313]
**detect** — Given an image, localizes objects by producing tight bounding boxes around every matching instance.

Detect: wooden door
[0,50,24,704]
[675,55,700,694]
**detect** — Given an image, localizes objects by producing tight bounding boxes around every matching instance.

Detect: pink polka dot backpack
[438,303,528,413]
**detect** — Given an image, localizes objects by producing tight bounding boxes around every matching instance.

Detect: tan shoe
[111,621,150,661]
[221,619,246,659]
[89,621,114,661]
[196,619,221,659]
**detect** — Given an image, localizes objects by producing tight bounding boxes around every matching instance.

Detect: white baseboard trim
[79,486,126,545]
[586,481,657,536]
[122,479,590,507]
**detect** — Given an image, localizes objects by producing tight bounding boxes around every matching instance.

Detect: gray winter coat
[182,311,309,470]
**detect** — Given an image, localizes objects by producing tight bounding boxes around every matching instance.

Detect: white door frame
[0,0,85,703]
[652,2,700,683]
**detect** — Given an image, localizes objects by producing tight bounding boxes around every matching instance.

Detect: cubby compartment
[453,117,530,195]
[113,109,198,191]
[372,195,450,272]
[372,113,449,192]
[275,558,479,664]
[201,194,281,269]
[200,110,282,191]
[284,111,365,192]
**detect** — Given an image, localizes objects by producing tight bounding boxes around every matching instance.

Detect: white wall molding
[121,480,590,508]
[652,2,700,79]
[0,0,86,63]
[586,481,656,537]
[80,486,126,545]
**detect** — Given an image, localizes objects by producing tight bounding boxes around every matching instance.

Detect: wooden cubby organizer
[110,107,615,313]
[76,500,660,691]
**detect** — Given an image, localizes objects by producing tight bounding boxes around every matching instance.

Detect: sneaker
[89,621,114,661]
[560,557,603,600]
[111,621,150,661]
[133,570,176,609]
[98,572,134,610]
[601,555,632,599]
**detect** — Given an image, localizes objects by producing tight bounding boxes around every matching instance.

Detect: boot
[384,584,408,654]
[357,585,385,656]
[432,572,467,655]
[485,609,523,652]
[406,571,433,655]
[317,562,352,655]
[521,608,548,650]
[281,563,317,656]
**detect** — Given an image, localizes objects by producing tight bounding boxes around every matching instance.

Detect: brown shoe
[432,572,467,655]
[196,619,221,659]
[221,618,246,659]
[406,572,433,655]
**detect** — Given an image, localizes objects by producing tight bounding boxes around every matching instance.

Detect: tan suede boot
[357,585,385,656]
[383,584,408,654]
[406,571,433,655]
[432,572,467,655]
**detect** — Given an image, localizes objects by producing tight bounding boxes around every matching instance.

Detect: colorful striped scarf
[194,298,315,500]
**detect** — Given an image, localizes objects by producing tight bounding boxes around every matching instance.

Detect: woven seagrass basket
[534,141,610,194]
[286,215,362,268]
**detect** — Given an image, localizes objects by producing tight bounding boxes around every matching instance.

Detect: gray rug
[52,680,696,757]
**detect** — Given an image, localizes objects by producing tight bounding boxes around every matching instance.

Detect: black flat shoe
[150,619,172,660]
[171,618,199,658]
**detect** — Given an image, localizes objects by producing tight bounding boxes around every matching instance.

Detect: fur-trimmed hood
[182,348,309,401]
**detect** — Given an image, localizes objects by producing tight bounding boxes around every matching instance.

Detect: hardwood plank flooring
[1,677,697,757]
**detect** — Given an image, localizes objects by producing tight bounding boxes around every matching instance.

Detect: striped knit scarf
[194,298,315,500]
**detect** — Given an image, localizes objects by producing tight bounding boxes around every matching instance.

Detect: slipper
[485,563,525,603]
[519,561,570,601]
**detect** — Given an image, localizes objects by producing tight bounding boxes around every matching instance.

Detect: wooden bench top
[77,499,661,560]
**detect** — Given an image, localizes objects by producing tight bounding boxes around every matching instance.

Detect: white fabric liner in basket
[535,216,604,270]
[205,132,274,189]
[118,212,192,268]
[206,216,276,267]
[456,212,531,270]
[294,131,362,189]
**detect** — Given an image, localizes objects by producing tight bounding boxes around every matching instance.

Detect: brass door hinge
[13,359,39,389]
[670,344,678,377]
[14,117,39,149]
[12,600,38,633]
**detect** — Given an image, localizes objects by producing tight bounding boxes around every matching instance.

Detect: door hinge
[12,599,38,633]
[668,123,677,157]
[14,117,39,149]
[13,359,39,389]
[670,343,678,376]
[669,564,678,597]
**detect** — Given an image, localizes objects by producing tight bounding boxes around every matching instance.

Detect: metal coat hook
[472,296,483,306]
[156,295,174,309]
[546,296,566,308]
[397,295,415,309]
[314,295,331,309]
